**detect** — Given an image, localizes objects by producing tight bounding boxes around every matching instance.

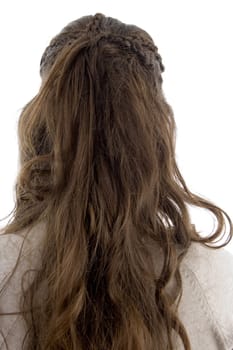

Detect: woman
[0,13,233,350]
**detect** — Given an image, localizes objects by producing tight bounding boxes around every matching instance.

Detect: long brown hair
[0,13,232,350]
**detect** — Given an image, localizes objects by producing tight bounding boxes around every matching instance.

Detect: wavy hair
[0,13,232,350]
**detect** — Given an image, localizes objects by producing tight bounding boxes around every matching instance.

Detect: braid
[86,13,105,34]
[40,33,79,76]
[40,13,105,76]
[135,36,165,72]
[84,13,164,72]
[94,33,165,72]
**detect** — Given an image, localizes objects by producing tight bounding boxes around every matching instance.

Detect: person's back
[0,13,233,350]
[1,222,233,349]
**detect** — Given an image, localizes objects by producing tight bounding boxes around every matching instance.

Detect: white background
[0,1,232,253]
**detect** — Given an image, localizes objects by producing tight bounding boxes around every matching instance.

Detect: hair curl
[0,13,232,350]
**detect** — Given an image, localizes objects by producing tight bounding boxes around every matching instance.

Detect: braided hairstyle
[40,13,164,80]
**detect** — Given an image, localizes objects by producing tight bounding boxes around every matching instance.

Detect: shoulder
[0,222,46,287]
[179,241,233,349]
[0,221,47,349]
[0,220,47,288]
[0,233,24,287]
[0,223,44,314]
[181,241,233,300]
[182,240,233,270]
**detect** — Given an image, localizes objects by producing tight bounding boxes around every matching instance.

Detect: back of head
[1,13,232,350]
